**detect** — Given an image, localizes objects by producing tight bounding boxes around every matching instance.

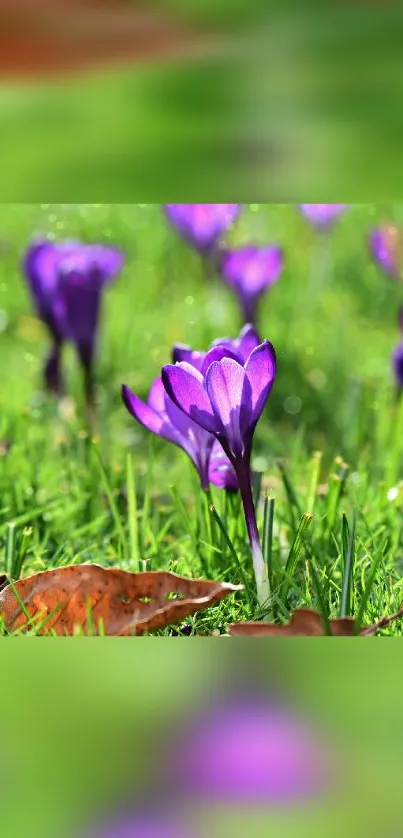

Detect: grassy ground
[1,203,403,635]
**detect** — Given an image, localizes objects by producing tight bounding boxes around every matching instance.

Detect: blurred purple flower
[219,245,283,324]
[299,204,347,230]
[23,238,124,402]
[171,697,329,804]
[162,340,276,605]
[163,204,241,253]
[369,225,402,280]
[392,308,403,389]
[122,377,237,492]
[392,342,403,388]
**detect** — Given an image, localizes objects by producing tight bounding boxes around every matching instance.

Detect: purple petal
[205,358,251,455]
[164,204,241,251]
[299,204,347,228]
[392,341,403,387]
[369,227,399,279]
[171,698,330,804]
[235,324,262,362]
[147,376,167,413]
[244,341,277,428]
[208,441,238,491]
[164,392,215,480]
[162,363,218,433]
[121,384,177,445]
[200,345,240,376]
[221,245,283,297]
[211,324,261,364]
[172,344,205,372]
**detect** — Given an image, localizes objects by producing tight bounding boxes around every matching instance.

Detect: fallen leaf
[0,564,241,636]
[0,1,201,80]
[229,609,356,637]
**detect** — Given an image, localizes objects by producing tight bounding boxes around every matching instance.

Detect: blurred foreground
[1,643,402,837]
[0,3,402,198]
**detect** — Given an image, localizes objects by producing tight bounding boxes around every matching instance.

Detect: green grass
[1,203,403,635]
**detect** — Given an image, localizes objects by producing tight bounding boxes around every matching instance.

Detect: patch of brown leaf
[0,564,241,635]
[0,1,201,80]
[229,606,403,637]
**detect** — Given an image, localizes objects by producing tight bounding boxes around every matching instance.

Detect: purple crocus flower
[23,238,124,403]
[121,377,237,492]
[170,697,330,804]
[173,323,261,371]
[219,245,283,324]
[299,204,347,230]
[369,225,402,280]
[162,340,276,605]
[163,204,241,253]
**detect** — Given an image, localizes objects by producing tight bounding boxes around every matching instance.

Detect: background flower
[163,204,241,253]
[219,245,283,324]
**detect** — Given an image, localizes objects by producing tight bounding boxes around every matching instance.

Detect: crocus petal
[244,341,277,428]
[235,324,262,362]
[162,363,217,433]
[221,246,283,296]
[172,344,205,372]
[164,204,241,251]
[369,227,400,279]
[147,376,168,413]
[84,245,125,283]
[201,345,240,376]
[208,441,238,491]
[211,324,261,364]
[392,342,403,388]
[299,204,347,228]
[205,358,252,455]
[121,384,177,445]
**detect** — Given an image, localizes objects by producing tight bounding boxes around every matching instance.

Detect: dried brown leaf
[0,564,241,636]
[229,609,356,637]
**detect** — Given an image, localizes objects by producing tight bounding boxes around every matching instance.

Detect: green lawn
[1,203,403,635]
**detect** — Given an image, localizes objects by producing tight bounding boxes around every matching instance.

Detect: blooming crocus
[392,308,403,390]
[173,323,261,370]
[162,340,276,605]
[369,225,402,280]
[23,238,124,405]
[169,695,330,805]
[219,245,283,325]
[163,204,241,254]
[299,204,347,230]
[121,377,237,492]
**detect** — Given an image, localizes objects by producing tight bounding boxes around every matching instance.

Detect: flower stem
[236,459,270,608]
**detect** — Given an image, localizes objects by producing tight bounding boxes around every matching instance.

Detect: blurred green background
[1,4,403,198]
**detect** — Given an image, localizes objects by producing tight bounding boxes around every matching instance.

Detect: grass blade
[280,513,312,603]
[340,511,356,618]
[126,453,140,569]
[262,496,275,589]
[209,505,252,606]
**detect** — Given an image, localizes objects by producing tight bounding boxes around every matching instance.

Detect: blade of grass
[209,505,252,606]
[93,444,128,558]
[126,453,140,569]
[280,513,312,603]
[354,536,389,634]
[340,511,356,618]
[262,496,275,591]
